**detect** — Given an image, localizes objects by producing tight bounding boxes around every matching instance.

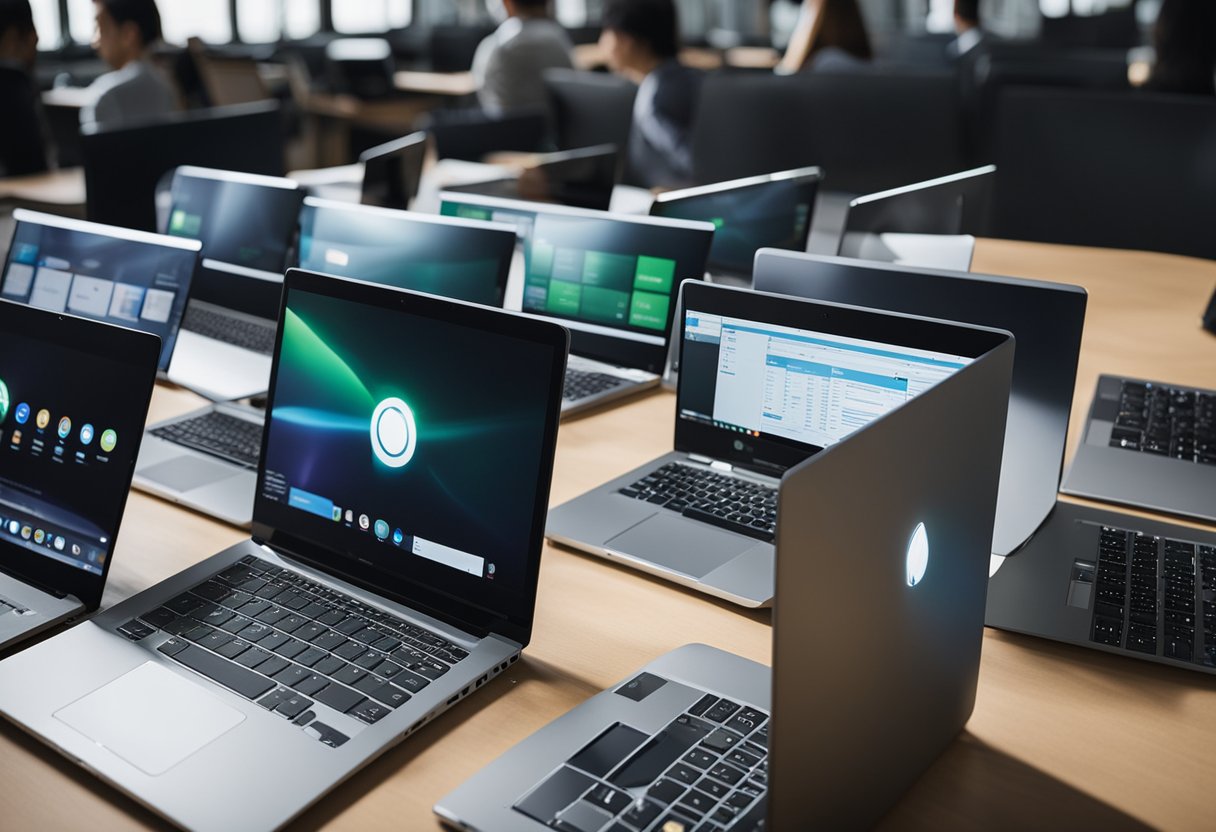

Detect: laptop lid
[297,198,516,309]
[359,131,428,211]
[2,210,201,371]
[649,167,821,279]
[445,144,621,212]
[751,250,1087,557]
[0,300,161,610]
[250,269,568,647]
[675,280,1003,481]
[165,166,303,321]
[439,192,715,374]
[770,312,1013,828]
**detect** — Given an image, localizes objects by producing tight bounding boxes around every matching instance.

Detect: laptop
[648,167,821,284]
[0,301,160,651]
[439,191,715,417]
[1,209,201,373]
[135,199,517,529]
[445,144,621,211]
[436,295,1014,831]
[1204,286,1216,335]
[161,166,304,403]
[360,131,428,210]
[752,252,1216,674]
[836,165,996,271]
[0,269,568,830]
[546,280,1007,607]
[1060,375,1216,524]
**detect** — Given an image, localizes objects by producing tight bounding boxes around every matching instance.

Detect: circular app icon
[7,520,18,535]
[33,529,45,544]
[57,416,72,439]
[358,514,370,531]
[14,402,29,425]
[370,397,417,469]
[392,528,403,546]
[374,519,389,540]
[54,536,65,551]
[20,525,31,540]
[79,423,94,445]
[100,429,117,453]
[35,409,50,429]
[0,378,8,423]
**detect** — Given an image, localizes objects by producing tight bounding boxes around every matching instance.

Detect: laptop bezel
[249,269,569,647]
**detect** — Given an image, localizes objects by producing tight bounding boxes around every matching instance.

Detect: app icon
[54,536,65,551]
[358,514,370,531]
[79,423,94,445]
[33,529,44,544]
[374,519,389,540]
[7,520,17,535]
[332,506,342,522]
[345,509,353,524]
[35,409,49,429]
[10,430,21,445]
[370,397,417,469]
[20,525,31,539]
[392,528,403,545]
[100,429,117,453]
[0,377,8,423]
[14,402,29,425]
[488,563,496,576]
[57,416,71,439]
[71,543,81,556]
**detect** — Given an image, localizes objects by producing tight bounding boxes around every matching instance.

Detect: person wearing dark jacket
[0,0,47,177]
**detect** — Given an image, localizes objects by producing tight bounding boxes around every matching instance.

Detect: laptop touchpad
[142,456,243,492]
[54,662,244,776]
[605,513,756,578]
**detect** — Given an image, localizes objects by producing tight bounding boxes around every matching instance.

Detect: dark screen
[360,133,427,210]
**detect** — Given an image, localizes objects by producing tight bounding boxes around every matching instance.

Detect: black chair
[690,70,965,194]
[991,87,1216,260]
[81,101,285,232]
[422,109,550,161]
[428,24,496,73]
[543,68,637,153]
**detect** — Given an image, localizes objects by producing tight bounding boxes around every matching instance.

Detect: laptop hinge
[688,453,714,465]
[709,460,734,473]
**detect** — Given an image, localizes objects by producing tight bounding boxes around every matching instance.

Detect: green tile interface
[526,242,675,332]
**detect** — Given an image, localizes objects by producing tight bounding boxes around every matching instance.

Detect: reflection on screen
[679,311,972,451]
[1,221,197,369]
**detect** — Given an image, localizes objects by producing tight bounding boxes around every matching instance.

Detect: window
[31,0,61,50]
[332,0,412,34]
[67,0,95,45]
[236,0,321,43]
[284,0,321,40]
[159,0,232,45]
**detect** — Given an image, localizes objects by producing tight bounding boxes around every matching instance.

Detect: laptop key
[703,699,740,723]
[314,682,367,714]
[648,778,685,805]
[257,656,291,677]
[275,693,312,720]
[295,674,329,697]
[234,647,272,669]
[569,723,650,778]
[313,655,345,677]
[586,784,631,815]
[620,798,662,829]
[294,647,327,667]
[515,766,597,826]
[165,594,206,616]
[255,607,290,625]
[156,636,189,657]
[681,507,774,542]
[687,694,717,717]
[140,607,179,628]
[352,700,391,724]
[366,682,411,708]
[171,643,275,700]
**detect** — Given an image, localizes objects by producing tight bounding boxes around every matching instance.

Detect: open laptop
[0,301,160,651]
[439,191,715,417]
[360,131,428,210]
[0,269,568,830]
[445,145,621,212]
[436,293,1014,831]
[546,280,1007,607]
[135,199,517,529]
[648,167,821,284]
[1,210,201,373]
[161,166,304,403]
[835,165,996,271]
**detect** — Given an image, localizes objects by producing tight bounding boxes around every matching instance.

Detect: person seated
[472,0,574,117]
[1145,0,1216,96]
[81,0,177,129]
[0,0,47,176]
[776,0,873,75]
[600,0,701,189]
[947,0,985,60]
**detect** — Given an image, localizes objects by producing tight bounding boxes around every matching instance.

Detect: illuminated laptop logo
[906,522,929,587]
[370,397,416,469]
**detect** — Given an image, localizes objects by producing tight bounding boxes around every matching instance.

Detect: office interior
[0,0,1214,829]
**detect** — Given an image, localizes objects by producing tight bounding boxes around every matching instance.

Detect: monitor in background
[649,166,821,280]
[1,210,201,370]
[359,131,428,211]
[443,145,620,212]
[166,166,303,320]
[80,101,285,233]
[297,198,517,308]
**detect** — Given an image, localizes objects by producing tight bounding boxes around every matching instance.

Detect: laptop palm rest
[605,514,756,578]
[54,662,244,776]
[141,456,244,492]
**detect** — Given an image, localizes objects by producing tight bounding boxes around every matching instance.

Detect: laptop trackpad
[606,513,755,578]
[54,662,244,776]
[142,456,242,492]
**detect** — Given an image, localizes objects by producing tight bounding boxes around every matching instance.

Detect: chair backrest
[424,109,550,161]
[991,87,1216,259]
[428,24,496,73]
[542,68,637,154]
[191,47,271,107]
[691,69,965,194]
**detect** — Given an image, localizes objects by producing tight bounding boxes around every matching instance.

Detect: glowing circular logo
[370,397,416,469]
[0,379,8,424]
[906,522,929,588]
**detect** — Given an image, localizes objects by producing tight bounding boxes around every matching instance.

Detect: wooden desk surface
[0,167,86,206]
[1,240,1214,831]
[393,70,478,98]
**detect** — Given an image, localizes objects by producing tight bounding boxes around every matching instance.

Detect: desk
[1,240,1214,831]
[393,71,478,98]
[0,167,86,207]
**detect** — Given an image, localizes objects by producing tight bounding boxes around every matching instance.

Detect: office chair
[422,109,549,162]
[543,69,637,154]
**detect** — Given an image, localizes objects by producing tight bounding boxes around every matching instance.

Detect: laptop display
[359,131,427,211]
[298,199,516,308]
[0,300,160,607]
[1,210,201,370]
[445,145,620,212]
[650,167,820,277]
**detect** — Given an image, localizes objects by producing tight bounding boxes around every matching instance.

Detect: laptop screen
[0,300,159,607]
[1,211,200,370]
[650,168,820,277]
[297,199,515,308]
[445,145,619,211]
[253,272,566,639]
[359,131,427,211]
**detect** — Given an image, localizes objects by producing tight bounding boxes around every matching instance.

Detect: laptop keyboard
[514,688,769,832]
[117,555,469,746]
[1108,380,1216,465]
[564,369,627,402]
[1089,526,1216,666]
[183,305,277,355]
[619,462,777,542]
[151,410,263,468]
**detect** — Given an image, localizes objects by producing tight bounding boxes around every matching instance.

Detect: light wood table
[0,167,86,206]
[393,71,478,98]
[1,240,1214,831]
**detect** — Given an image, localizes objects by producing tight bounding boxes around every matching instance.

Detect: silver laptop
[439,191,715,417]
[0,300,160,650]
[1,209,201,374]
[546,280,1009,607]
[161,166,304,402]
[134,199,517,529]
[0,269,568,831]
[436,302,1014,831]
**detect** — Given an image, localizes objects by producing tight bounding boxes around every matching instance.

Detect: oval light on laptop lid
[907,522,929,587]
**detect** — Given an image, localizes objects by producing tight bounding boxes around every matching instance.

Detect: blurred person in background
[947,0,986,60]
[81,0,177,128]
[0,0,47,175]
[1145,0,1216,96]
[472,0,574,116]
[776,0,872,74]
